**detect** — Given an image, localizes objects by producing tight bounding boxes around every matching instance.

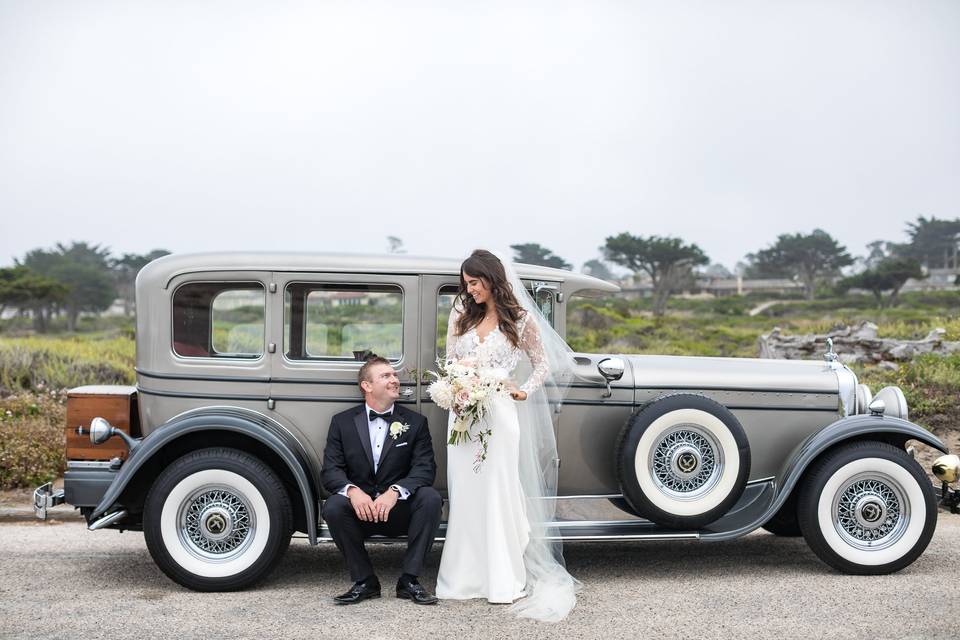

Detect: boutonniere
[389,421,410,440]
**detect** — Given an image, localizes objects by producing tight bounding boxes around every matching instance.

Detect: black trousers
[321,487,443,583]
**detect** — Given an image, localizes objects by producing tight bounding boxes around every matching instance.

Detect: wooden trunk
[65,385,140,461]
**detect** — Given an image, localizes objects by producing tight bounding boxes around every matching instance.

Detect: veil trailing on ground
[495,251,581,623]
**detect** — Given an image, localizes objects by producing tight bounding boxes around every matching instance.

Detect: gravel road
[1,517,955,640]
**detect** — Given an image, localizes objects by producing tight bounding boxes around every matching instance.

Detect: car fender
[90,406,320,544]
[701,414,946,541]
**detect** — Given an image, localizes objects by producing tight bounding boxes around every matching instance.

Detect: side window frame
[170,280,267,361]
[282,281,406,363]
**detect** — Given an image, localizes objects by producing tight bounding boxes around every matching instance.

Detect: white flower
[428,380,454,410]
[389,421,410,440]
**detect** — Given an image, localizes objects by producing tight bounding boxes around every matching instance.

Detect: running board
[310,519,700,543]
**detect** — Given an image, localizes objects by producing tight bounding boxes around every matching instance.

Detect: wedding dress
[436,282,579,622]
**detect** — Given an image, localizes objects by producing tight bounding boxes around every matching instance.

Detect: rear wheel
[797,441,936,574]
[143,447,293,591]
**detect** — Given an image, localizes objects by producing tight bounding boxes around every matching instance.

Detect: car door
[418,275,460,494]
[267,271,420,472]
[419,275,567,495]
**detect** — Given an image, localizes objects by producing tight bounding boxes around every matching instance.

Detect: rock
[888,344,915,360]
[852,322,879,340]
[759,323,952,362]
[878,361,900,371]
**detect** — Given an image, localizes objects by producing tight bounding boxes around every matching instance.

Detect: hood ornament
[824,337,839,364]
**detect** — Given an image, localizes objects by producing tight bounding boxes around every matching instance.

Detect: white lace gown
[436,306,549,603]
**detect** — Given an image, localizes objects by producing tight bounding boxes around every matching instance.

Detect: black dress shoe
[334,578,381,604]
[396,577,438,605]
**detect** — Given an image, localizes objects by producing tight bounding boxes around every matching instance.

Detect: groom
[321,355,442,605]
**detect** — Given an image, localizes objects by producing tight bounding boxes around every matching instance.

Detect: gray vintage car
[34,252,960,590]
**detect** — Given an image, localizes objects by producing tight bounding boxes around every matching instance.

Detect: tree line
[0,243,169,332]
[3,216,956,331]
[512,215,960,316]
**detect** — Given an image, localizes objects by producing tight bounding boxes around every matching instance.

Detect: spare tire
[616,393,751,529]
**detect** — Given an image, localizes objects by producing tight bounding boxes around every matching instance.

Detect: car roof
[137,251,620,295]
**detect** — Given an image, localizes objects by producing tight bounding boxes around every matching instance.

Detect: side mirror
[597,357,625,398]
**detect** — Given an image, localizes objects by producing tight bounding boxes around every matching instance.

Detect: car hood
[621,354,842,395]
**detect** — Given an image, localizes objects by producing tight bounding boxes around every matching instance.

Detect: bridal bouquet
[427,359,507,471]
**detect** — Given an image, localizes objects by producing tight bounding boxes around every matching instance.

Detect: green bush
[0,335,134,393]
[0,393,66,489]
[855,354,960,428]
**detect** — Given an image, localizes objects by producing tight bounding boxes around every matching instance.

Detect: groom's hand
[371,491,399,522]
[347,486,376,522]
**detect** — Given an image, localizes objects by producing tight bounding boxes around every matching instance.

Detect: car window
[533,285,556,326]
[172,283,265,359]
[285,283,403,361]
[436,285,459,361]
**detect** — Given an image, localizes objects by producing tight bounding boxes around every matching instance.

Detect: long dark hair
[455,250,525,347]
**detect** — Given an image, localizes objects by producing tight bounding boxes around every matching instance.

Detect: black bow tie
[369,409,393,422]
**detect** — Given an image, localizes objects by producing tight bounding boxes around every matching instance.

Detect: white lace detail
[446,305,549,395]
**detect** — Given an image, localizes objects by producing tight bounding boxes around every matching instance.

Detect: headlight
[934,455,960,484]
[855,384,873,414]
[871,386,909,420]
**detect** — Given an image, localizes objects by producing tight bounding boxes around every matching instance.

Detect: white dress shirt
[339,403,410,500]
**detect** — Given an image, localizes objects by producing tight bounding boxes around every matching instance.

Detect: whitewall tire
[798,441,936,575]
[616,394,751,529]
[143,447,293,591]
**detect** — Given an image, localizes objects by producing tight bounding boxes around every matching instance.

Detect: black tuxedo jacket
[321,403,436,498]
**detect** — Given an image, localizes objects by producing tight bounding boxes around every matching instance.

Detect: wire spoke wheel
[649,425,724,500]
[832,473,908,551]
[178,485,257,561]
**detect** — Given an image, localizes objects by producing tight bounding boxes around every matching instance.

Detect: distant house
[617,274,805,298]
[902,267,960,292]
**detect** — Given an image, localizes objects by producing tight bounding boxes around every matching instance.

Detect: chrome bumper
[34,482,65,520]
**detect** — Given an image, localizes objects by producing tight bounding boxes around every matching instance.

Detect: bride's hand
[510,389,527,401]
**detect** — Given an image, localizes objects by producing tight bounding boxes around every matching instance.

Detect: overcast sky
[1,0,958,272]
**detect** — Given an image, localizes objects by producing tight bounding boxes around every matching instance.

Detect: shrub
[0,393,66,489]
[855,354,960,428]
[0,335,134,393]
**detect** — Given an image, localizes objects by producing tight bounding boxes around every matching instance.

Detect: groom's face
[360,362,400,405]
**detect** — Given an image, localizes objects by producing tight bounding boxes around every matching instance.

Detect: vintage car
[34,252,960,590]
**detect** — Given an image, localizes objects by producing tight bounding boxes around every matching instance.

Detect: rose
[389,421,409,440]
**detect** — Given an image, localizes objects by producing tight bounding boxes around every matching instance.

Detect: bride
[435,249,579,622]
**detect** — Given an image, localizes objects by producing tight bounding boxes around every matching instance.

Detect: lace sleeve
[519,313,550,395]
[445,300,462,362]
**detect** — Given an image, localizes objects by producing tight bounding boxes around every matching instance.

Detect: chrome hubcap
[178,485,256,561]
[649,426,723,500]
[833,473,909,550]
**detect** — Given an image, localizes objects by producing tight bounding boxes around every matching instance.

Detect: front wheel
[797,441,936,575]
[143,447,293,591]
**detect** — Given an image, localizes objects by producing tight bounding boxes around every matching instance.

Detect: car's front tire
[798,441,936,575]
[143,447,293,591]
